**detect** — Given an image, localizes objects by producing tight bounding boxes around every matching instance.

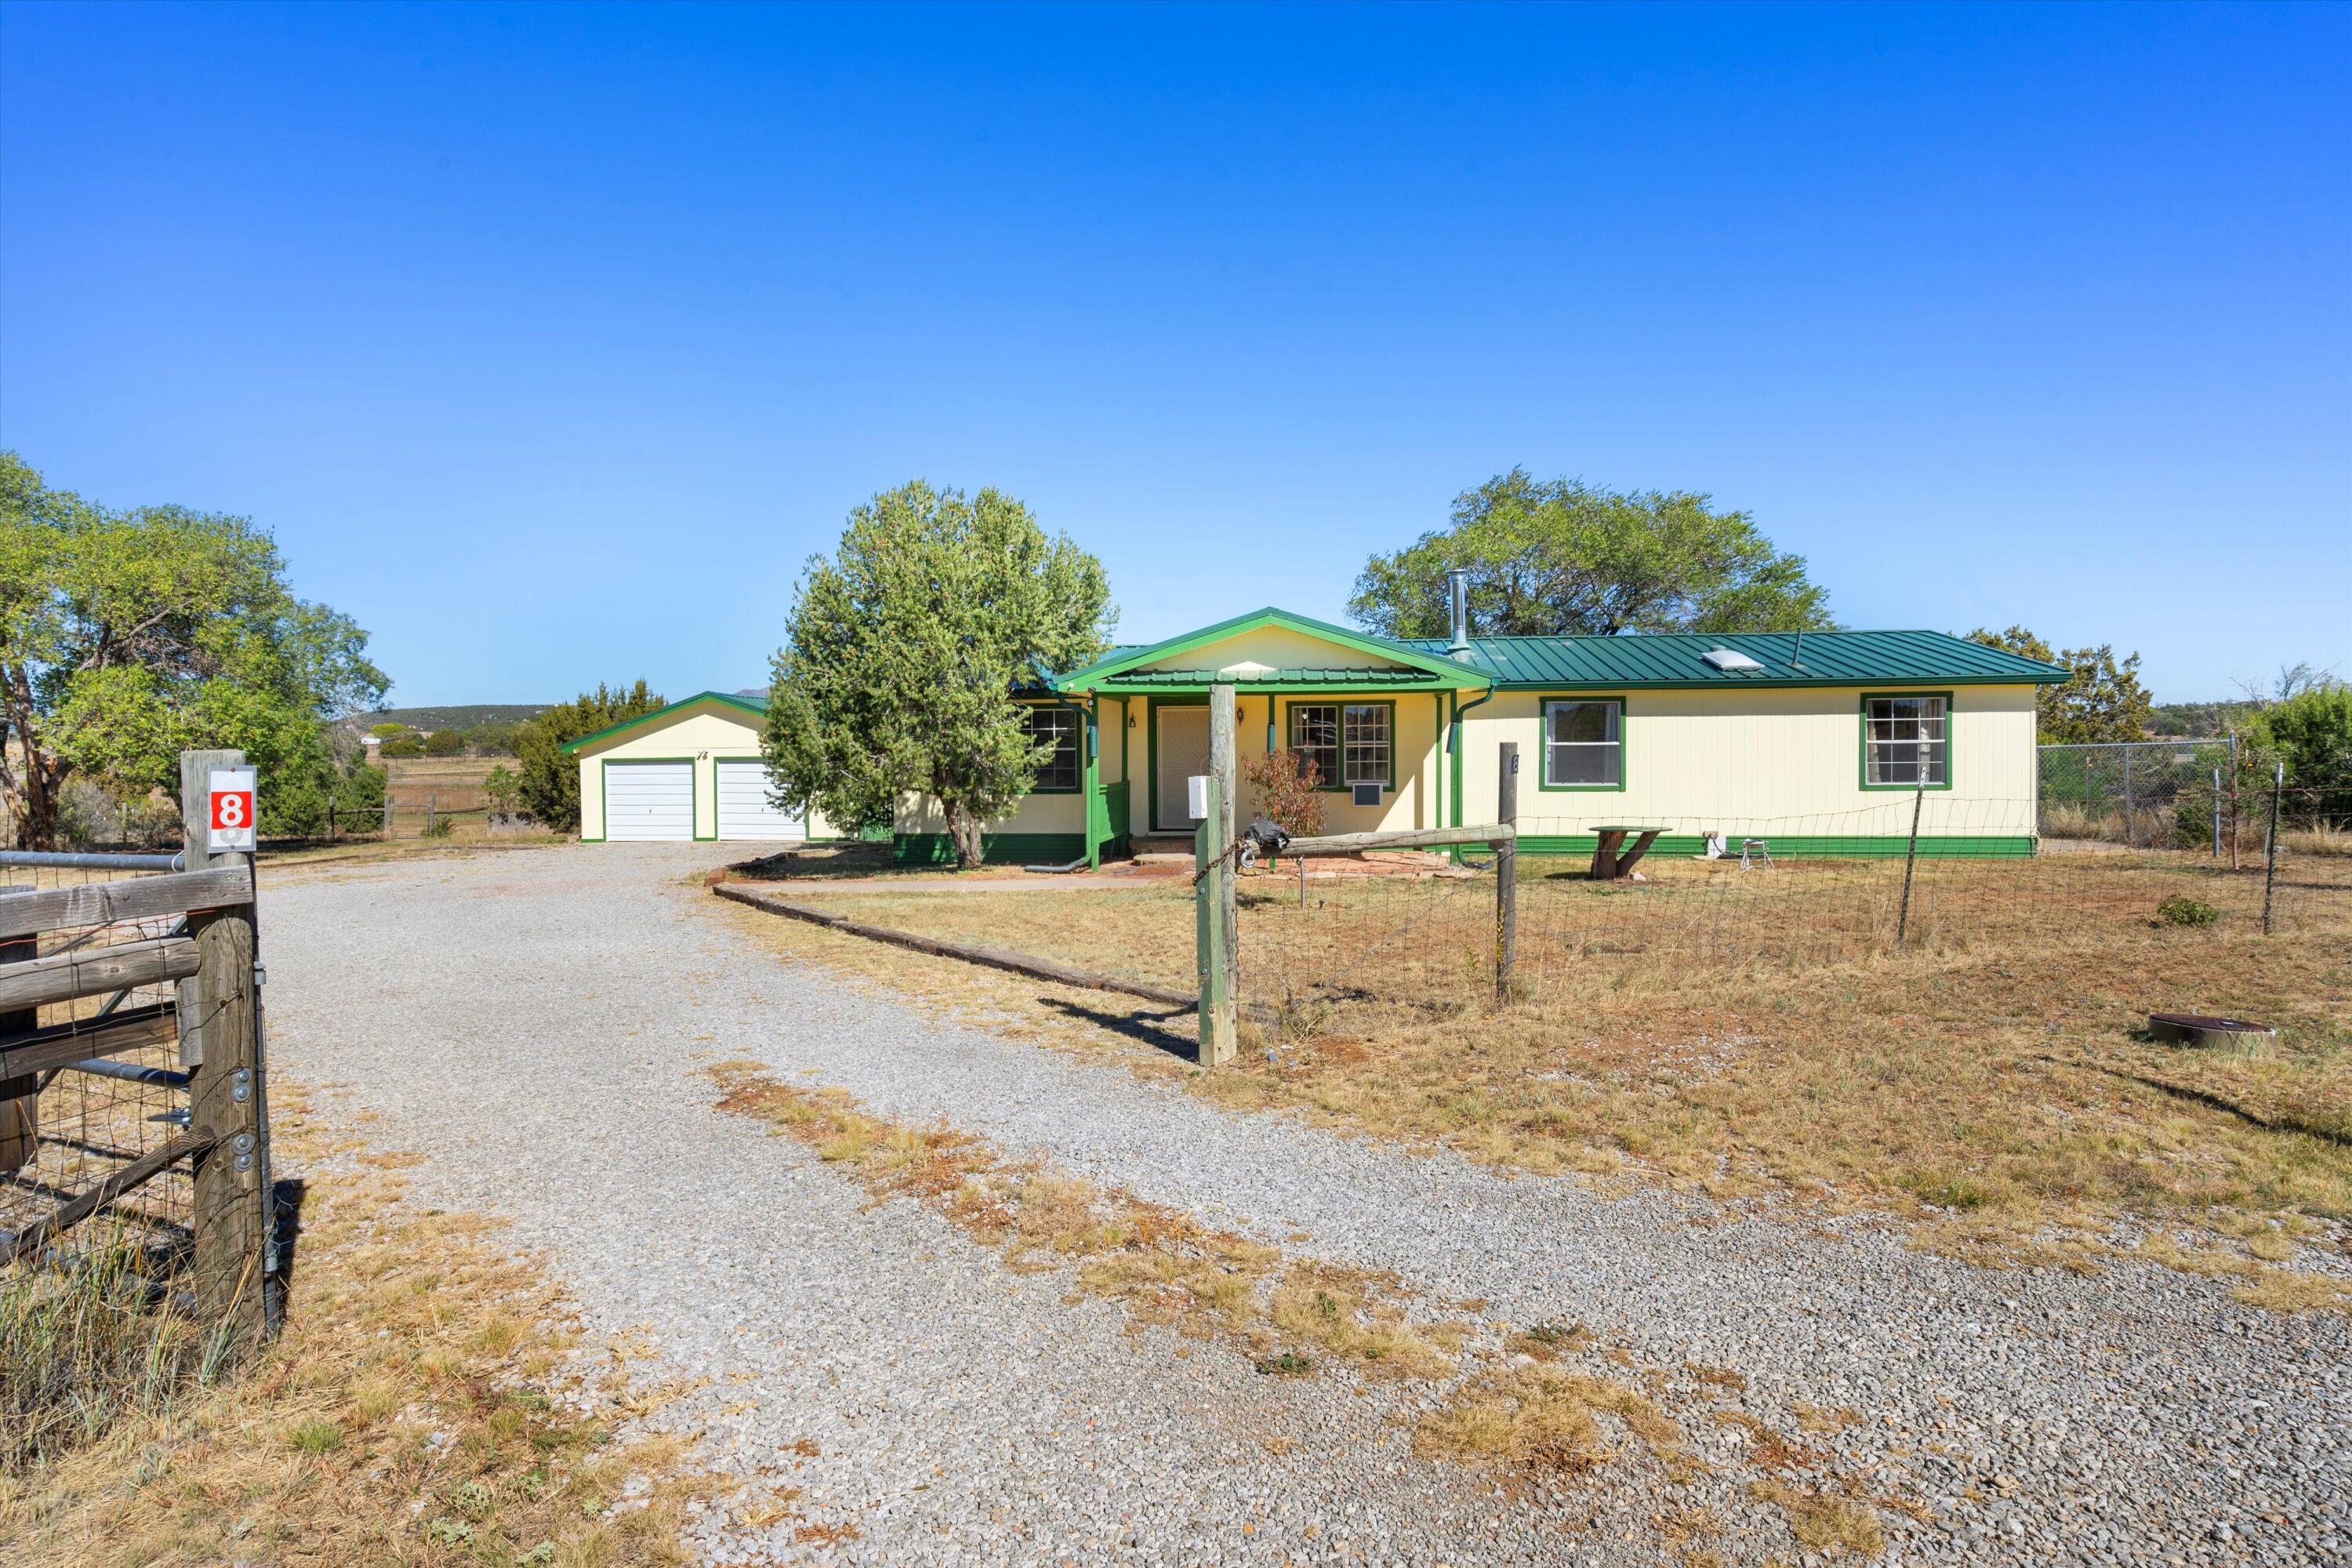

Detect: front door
[1155,705,1210,832]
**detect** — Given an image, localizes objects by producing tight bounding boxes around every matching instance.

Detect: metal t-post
[1896,784,1926,947]
[1495,741,1518,1005]
[2262,762,2282,935]
[2210,768,2221,861]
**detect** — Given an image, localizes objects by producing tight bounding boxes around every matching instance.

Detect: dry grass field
[723,844,2352,1294]
[2,1086,709,1567]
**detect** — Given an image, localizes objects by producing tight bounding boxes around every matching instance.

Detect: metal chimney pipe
[1446,568,1470,653]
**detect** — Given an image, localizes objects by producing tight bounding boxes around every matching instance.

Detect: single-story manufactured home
[567,606,2070,862]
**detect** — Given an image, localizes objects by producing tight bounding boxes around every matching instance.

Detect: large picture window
[1288,702,1392,790]
[1863,694,1949,787]
[1542,699,1624,789]
[1023,705,1082,791]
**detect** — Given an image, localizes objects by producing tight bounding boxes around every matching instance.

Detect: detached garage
[564,691,831,844]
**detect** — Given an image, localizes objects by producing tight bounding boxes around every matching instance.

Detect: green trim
[1517,834,2038,861]
[1280,697,1396,793]
[1534,695,1629,793]
[892,832,1090,866]
[1859,690,1956,792]
[1432,691,1446,829]
[1448,685,1494,836]
[563,691,768,755]
[598,756,704,841]
[1052,606,1494,692]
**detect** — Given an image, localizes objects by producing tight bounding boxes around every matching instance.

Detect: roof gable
[1051,608,1490,692]
[561,691,768,754]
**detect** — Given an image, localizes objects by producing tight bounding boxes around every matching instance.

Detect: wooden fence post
[1195,684,1238,1067]
[180,750,268,1345]
[1495,741,1518,1005]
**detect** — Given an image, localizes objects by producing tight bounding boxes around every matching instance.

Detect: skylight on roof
[1700,648,1765,673]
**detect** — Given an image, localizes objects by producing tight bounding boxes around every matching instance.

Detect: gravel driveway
[263,845,2347,1566]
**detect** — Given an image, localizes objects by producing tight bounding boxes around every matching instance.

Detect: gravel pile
[263,845,2348,1566]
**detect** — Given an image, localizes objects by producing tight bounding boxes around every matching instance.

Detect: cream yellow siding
[1451,684,2038,839]
[1133,626,1403,676]
[574,699,834,841]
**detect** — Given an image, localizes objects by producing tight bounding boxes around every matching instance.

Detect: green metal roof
[560,690,768,754]
[1396,630,2070,689]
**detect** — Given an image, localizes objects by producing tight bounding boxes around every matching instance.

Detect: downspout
[1025,684,1098,874]
[1449,685,1495,851]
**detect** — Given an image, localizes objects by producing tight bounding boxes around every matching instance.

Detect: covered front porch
[892,608,1498,867]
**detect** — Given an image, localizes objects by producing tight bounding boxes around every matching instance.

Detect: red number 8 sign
[208,766,258,851]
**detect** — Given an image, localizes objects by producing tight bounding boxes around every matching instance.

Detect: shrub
[378,737,423,758]
[2243,681,2352,829]
[422,728,465,757]
[1241,748,1326,839]
[514,682,667,833]
[482,764,521,815]
[2157,895,2220,927]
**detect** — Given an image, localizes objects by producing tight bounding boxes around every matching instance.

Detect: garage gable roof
[560,691,768,754]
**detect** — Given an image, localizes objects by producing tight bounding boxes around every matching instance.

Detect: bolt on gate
[0,749,276,1350]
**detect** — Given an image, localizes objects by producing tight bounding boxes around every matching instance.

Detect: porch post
[1083,700,1102,871]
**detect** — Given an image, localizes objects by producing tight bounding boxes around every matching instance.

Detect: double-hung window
[1288,703,1392,790]
[1023,705,1082,791]
[1541,699,1624,789]
[1863,694,1948,787]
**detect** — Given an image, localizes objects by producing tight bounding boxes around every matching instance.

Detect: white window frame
[1541,699,1624,789]
[1863,693,1950,788]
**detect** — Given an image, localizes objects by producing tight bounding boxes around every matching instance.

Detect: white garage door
[604,760,693,841]
[716,760,804,841]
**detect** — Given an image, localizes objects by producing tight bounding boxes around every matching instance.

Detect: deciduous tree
[763,481,1112,869]
[0,452,388,848]
[1351,470,1832,640]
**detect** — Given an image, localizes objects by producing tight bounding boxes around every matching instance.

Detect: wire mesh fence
[1234,790,2351,1040]
[0,862,195,1273]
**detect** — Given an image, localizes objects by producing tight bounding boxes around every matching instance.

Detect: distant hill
[2149,700,2249,739]
[339,703,550,735]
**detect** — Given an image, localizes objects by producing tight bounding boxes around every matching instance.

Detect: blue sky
[3,2,2345,706]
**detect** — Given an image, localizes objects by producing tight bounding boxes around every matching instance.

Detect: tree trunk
[20,756,64,851]
[943,800,986,869]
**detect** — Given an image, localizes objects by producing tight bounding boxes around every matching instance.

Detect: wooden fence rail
[0,749,274,1349]
[0,936,201,1014]
[1279,823,1515,858]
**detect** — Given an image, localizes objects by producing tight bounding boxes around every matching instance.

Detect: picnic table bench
[1589,826,1669,880]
